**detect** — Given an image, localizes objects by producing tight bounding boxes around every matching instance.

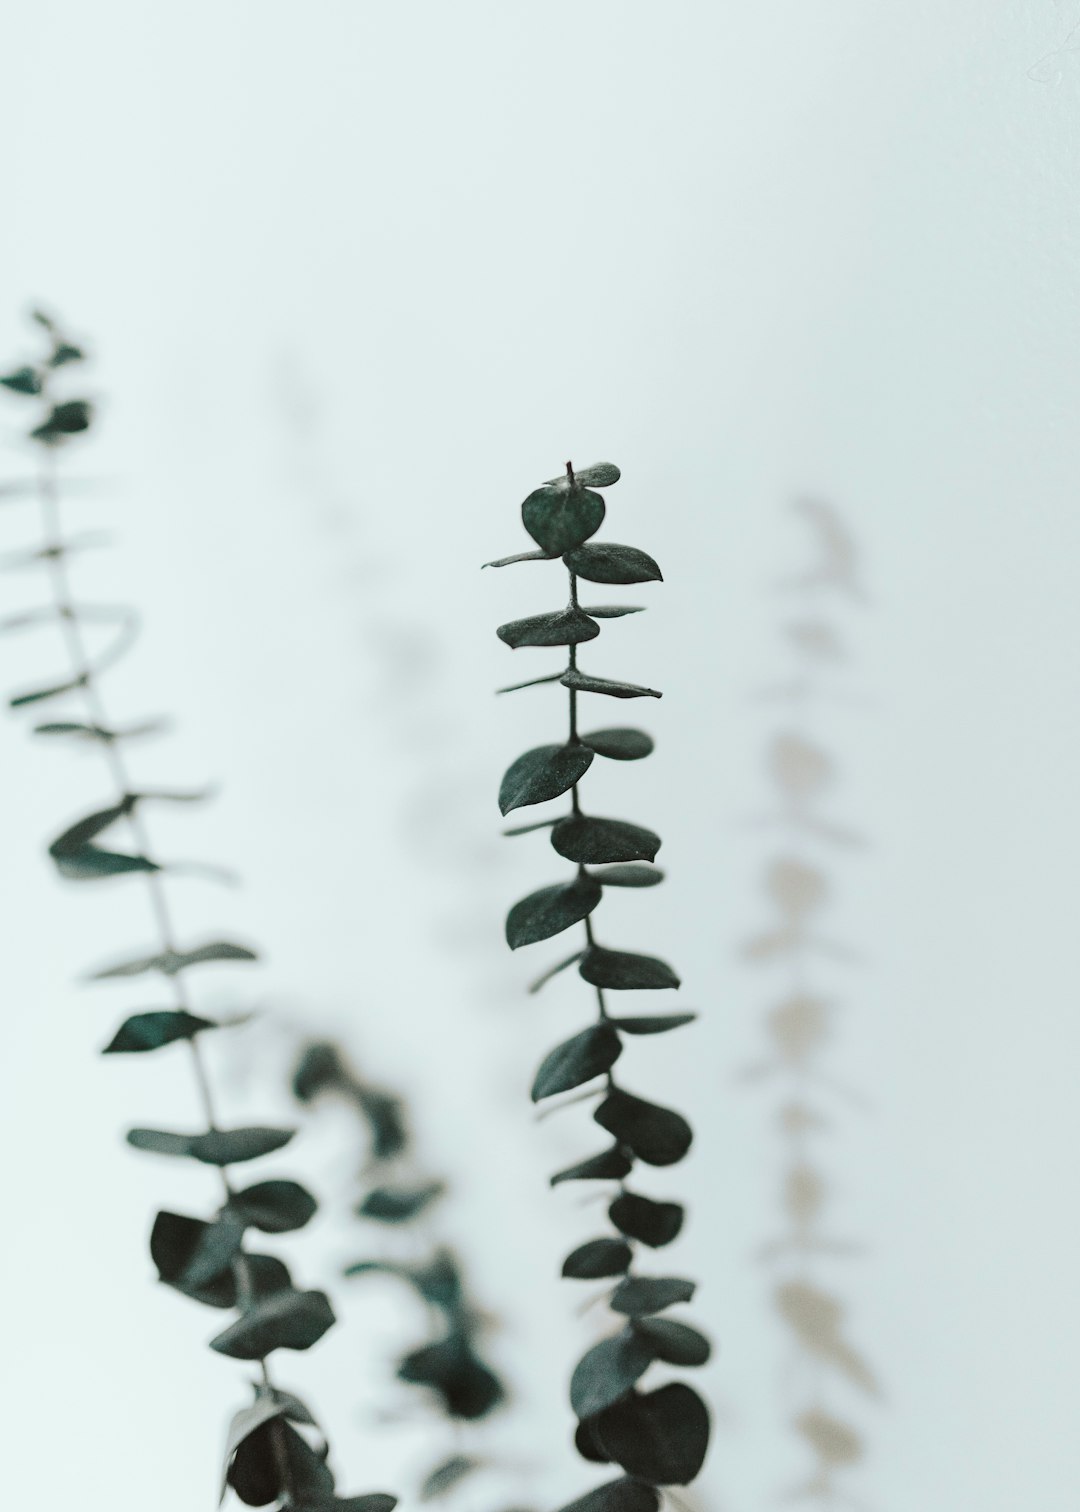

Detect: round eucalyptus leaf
[398,1332,504,1419]
[592,1383,709,1485]
[632,1318,711,1366]
[220,1395,286,1503]
[547,463,621,489]
[555,1480,660,1512]
[575,1419,612,1464]
[0,366,42,395]
[594,1090,692,1166]
[550,1145,633,1186]
[609,1275,696,1317]
[31,399,93,443]
[102,1009,215,1053]
[562,1237,633,1280]
[232,1179,318,1233]
[609,1192,685,1247]
[561,670,661,700]
[500,742,594,815]
[357,1182,445,1222]
[532,1022,622,1101]
[580,945,679,991]
[522,484,605,554]
[551,816,660,865]
[420,1454,478,1500]
[507,874,602,949]
[498,606,600,649]
[210,1288,335,1360]
[128,1125,295,1165]
[563,543,662,584]
[609,1013,696,1035]
[589,864,664,888]
[582,728,654,760]
[570,1329,656,1418]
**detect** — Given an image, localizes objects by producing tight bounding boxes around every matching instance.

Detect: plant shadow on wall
[487,464,711,1512]
[0,311,396,1512]
[740,498,878,1508]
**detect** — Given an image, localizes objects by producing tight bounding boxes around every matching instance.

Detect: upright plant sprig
[743,499,876,1505]
[0,311,396,1512]
[487,463,710,1512]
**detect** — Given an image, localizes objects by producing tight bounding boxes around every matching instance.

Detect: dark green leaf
[220,1395,286,1502]
[181,1208,246,1288]
[102,1009,215,1053]
[580,946,679,991]
[633,1318,710,1366]
[329,1499,398,1512]
[33,718,165,742]
[609,1013,697,1035]
[532,1023,622,1101]
[420,1455,478,1500]
[357,1183,444,1222]
[500,743,594,815]
[483,549,553,568]
[50,342,85,366]
[49,798,154,880]
[522,483,605,555]
[127,1125,294,1165]
[570,1330,656,1418]
[595,1091,691,1166]
[609,1276,696,1317]
[589,864,664,888]
[498,607,600,649]
[528,948,585,994]
[0,366,42,395]
[9,673,88,708]
[582,728,654,761]
[549,462,621,488]
[575,1419,611,1464]
[30,309,55,330]
[503,815,560,836]
[151,1211,292,1310]
[31,399,92,443]
[551,1145,633,1186]
[580,605,643,619]
[291,1042,346,1101]
[90,939,258,978]
[551,816,660,865]
[609,1192,684,1247]
[591,1383,709,1485]
[555,1481,660,1512]
[399,1332,505,1419]
[496,670,566,694]
[562,670,661,700]
[232,1180,317,1233]
[507,875,602,949]
[228,1417,335,1506]
[562,1238,633,1280]
[564,544,662,585]
[211,1288,335,1359]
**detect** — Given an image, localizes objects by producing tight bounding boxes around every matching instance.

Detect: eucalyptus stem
[1,310,395,1512]
[489,460,710,1510]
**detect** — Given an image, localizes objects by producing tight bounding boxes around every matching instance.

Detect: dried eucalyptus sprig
[290,1040,531,1508]
[1,310,395,1512]
[487,463,710,1512]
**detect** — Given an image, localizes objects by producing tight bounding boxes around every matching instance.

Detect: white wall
[1,4,1079,1509]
